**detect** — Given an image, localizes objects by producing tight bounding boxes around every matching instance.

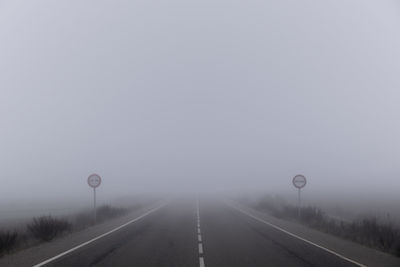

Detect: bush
[74,205,127,229]
[96,205,126,222]
[27,216,71,242]
[74,212,92,229]
[344,217,400,254]
[394,240,400,257]
[252,197,400,257]
[0,230,18,255]
[257,197,326,226]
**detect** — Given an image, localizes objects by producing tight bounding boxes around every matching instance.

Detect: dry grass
[254,197,400,257]
[27,216,71,242]
[0,230,18,255]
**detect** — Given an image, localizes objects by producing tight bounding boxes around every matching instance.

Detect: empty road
[35,199,361,267]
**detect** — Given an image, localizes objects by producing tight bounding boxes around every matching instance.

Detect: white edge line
[33,203,167,267]
[227,203,366,267]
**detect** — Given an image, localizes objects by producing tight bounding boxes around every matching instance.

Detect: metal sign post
[87,174,101,224]
[292,174,307,219]
[93,187,96,222]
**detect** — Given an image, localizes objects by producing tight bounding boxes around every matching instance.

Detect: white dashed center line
[198,243,204,254]
[196,198,205,267]
[199,256,205,267]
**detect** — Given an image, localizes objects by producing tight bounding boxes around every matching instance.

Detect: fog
[1,0,400,207]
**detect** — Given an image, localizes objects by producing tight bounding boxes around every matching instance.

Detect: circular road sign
[88,174,101,188]
[292,174,307,189]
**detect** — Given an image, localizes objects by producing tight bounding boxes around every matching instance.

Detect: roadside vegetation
[0,204,132,257]
[27,216,72,242]
[74,205,128,230]
[0,230,18,256]
[252,196,400,257]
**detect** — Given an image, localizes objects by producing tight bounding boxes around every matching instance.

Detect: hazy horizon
[1,0,400,202]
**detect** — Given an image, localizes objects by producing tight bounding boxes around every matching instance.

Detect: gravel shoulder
[231,201,400,267]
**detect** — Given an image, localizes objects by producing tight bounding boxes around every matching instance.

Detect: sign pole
[87,174,101,225]
[298,188,301,218]
[292,174,307,220]
[93,187,97,224]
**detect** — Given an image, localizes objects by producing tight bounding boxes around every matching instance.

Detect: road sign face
[292,174,306,189]
[88,174,101,188]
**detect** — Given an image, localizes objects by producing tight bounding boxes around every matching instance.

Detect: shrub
[252,197,400,257]
[257,197,326,226]
[344,217,400,253]
[96,205,126,222]
[74,205,127,229]
[27,216,71,242]
[299,206,325,226]
[394,240,400,257]
[0,230,18,255]
[74,212,92,229]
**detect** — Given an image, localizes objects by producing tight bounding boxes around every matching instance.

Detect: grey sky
[1,1,400,200]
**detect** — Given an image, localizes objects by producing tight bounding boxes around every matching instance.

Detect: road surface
[36,199,361,267]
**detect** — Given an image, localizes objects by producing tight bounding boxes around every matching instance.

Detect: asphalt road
[40,199,360,267]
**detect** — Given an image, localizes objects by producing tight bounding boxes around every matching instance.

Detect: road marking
[199,257,205,267]
[227,203,367,267]
[196,198,205,267]
[33,203,167,267]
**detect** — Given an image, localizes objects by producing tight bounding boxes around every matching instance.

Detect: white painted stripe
[33,203,167,267]
[199,256,205,267]
[228,203,366,267]
[196,198,205,267]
